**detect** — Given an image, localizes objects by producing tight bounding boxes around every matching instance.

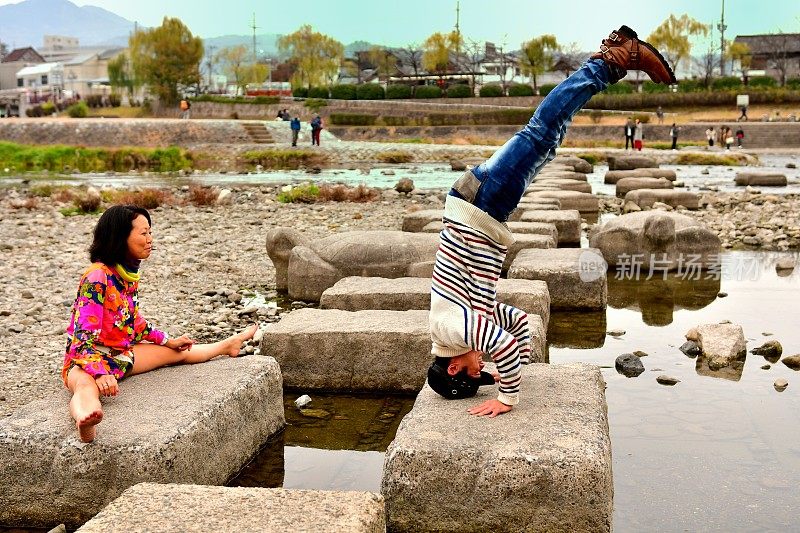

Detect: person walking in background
[706,126,715,147]
[310,115,323,146]
[669,123,680,150]
[723,126,733,150]
[179,99,191,119]
[290,116,301,147]
[624,117,635,150]
[656,106,664,124]
[738,105,748,121]
[633,119,643,151]
[735,127,744,148]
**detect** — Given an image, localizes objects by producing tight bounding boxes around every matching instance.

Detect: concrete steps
[241,121,275,144]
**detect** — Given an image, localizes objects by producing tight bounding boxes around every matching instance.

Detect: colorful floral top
[62,262,167,383]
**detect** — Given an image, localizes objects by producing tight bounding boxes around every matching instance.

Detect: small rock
[751,340,782,357]
[680,341,701,357]
[607,329,625,337]
[395,178,415,194]
[774,379,788,392]
[450,160,467,172]
[216,189,233,205]
[294,394,312,408]
[656,375,680,386]
[761,364,771,370]
[299,408,331,419]
[781,355,800,370]
[632,350,648,357]
[717,292,728,298]
[775,258,796,271]
[685,327,699,341]
[786,163,797,169]
[762,332,773,336]
[227,292,243,304]
[615,353,645,377]
[21,289,34,299]
[46,524,66,533]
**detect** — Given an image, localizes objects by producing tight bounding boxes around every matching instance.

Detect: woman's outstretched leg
[130,324,258,375]
[67,367,103,443]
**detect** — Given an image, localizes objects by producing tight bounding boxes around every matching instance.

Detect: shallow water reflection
[551,250,800,532]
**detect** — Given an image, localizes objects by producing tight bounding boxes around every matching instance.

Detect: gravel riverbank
[1,182,799,416]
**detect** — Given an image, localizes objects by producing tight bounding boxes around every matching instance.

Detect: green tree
[367,46,398,86]
[422,31,463,80]
[216,45,269,92]
[107,52,137,101]
[128,17,204,105]
[278,25,344,89]
[518,34,559,90]
[647,14,710,75]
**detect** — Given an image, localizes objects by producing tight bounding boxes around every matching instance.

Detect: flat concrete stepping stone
[554,155,594,173]
[77,483,385,532]
[533,178,593,193]
[527,190,600,213]
[608,155,658,170]
[519,210,582,245]
[616,177,673,198]
[734,172,787,186]
[624,189,701,209]
[508,248,608,310]
[382,363,612,533]
[505,233,556,271]
[536,170,589,181]
[605,168,676,183]
[517,202,560,211]
[261,309,546,393]
[0,358,285,529]
[320,276,551,329]
[402,209,444,232]
[506,221,559,243]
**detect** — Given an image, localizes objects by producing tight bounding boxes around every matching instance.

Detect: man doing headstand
[426,26,676,417]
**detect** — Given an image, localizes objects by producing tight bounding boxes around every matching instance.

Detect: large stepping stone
[320,276,551,329]
[402,209,444,232]
[734,172,787,186]
[506,221,559,243]
[77,483,385,532]
[516,201,560,211]
[508,248,608,310]
[261,309,546,393]
[615,177,673,198]
[588,211,720,270]
[605,168,676,184]
[536,170,589,181]
[505,233,556,271]
[0,358,285,529]
[527,190,600,213]
[533,178,593,193]
[554,155,594,173]
[382,363,612,533]
[519,210,582,245]
[273,230,440,302]
[624,189,701,210]
[607,155,658,170]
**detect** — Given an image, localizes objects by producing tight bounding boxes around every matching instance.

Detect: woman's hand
[166,335,194,352]
[95,374,119,397]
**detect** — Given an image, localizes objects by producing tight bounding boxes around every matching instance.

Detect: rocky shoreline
[1,181,798,416]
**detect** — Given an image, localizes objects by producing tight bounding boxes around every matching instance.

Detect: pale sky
[3,0,800,50]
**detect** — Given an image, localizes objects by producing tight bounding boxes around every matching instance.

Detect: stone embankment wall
[329,122,800,149]
[0,119,252,147]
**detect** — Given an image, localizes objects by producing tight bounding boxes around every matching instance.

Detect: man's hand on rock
[468,399,512,418]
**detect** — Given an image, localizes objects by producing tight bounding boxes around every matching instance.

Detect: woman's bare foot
[225,324,258,357]
[76,408,103,443]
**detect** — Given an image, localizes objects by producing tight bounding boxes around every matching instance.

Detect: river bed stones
[508,248,608,310]
[605,168,677,184]
[615,353,645,377]
[588,211,720,270]
[0,358,285,529]
[533,178,593,193]
[624,189,702,210]
[401,209,444,232]
[320,276,551,329]
[608,155,658,170]
[76,484,385,533]
[526,190,600,213]
[781,355,800,370]
[695,323,747,370]
[382,363,612,533]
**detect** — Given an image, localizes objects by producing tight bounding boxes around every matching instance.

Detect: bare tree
[554,42,586,79]
[462,38,485,94]
[496,38,517,93]
[693,46,717,89]
[759,32,793,86]
[401,43,424,80]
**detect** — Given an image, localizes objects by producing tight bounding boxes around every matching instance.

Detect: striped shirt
[430,195,531,406]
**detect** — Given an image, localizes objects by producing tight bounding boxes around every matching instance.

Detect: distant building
[0,47,45,90]
[734,33,800,83]
[37,36,125,96]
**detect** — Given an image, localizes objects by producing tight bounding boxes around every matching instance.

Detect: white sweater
[429,195,531,406]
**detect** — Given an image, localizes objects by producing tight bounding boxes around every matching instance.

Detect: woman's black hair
[89,205,152,265]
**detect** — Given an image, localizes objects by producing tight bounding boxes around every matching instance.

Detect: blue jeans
[450,59,610,222]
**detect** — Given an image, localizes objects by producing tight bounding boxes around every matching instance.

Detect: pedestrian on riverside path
[656,106,664,124]
[738,105,748,122]
[624,117,635,149]
[706,127,715,147]
[723,126,734,150]
[290,116,301,147]
[736,127,745,148]
[179,99,191,119]
[310,115,322,146]
[426,24,675,418]
[633,119,643,151]
[669,123,680,150]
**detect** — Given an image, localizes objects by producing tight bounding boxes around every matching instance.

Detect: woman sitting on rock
[63,204,257,443]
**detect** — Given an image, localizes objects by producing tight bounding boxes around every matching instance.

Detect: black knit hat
[427,359,496,400]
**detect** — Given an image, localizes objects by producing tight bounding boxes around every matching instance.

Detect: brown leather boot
[591,25,676,84]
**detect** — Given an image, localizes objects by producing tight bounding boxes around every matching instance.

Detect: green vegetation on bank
[673,152,749,166]
[0,143,192,173]
[242,149,329,170]
[190,95,280,105]
[329,108,536,127]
